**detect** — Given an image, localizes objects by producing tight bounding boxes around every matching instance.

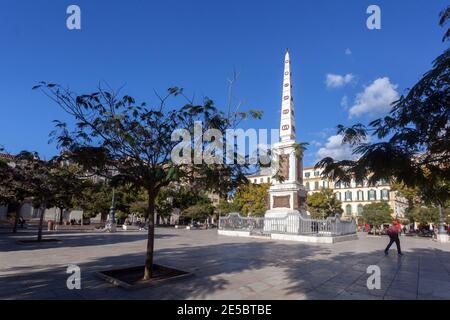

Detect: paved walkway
[0,228,449,300]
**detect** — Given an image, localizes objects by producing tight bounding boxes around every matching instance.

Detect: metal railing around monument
[219,212,357,237]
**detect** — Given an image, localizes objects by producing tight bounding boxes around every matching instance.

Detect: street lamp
[106,187,117,232]
[437,204,448,243]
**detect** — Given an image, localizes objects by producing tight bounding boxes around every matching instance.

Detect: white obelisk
[265,49,307,221]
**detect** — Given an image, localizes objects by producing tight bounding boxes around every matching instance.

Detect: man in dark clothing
[18,216,25,228]
[385,221,403,255]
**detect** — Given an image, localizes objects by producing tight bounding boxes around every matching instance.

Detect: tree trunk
[37,205,45,242]
[12,202,22,233]
[143,191,156,280]
[59,207,64,225]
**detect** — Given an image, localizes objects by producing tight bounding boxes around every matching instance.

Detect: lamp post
[437,204,448,243]
[106,187,117,232]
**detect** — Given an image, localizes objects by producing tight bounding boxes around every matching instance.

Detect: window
[356,179,364,187]
[260,178,263,183]
[267,177,271,183]
[343,181,350,188]
[305,172,310,178]
[368,189,376,201]
[381,189,389,200]
[345,205,352,216]
[305,182,310,190]
[335,192,341,201]
[314,171,320,177]
[314,181,319,190]
[335,181,341,189]
[345,191,352,201]
[253,179,257,183]
[322,181,328,188]
[357,190,364,201]
[357,204,364,215]
[380,178,389,185]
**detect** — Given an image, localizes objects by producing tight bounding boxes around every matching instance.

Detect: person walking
[385,221,403,256]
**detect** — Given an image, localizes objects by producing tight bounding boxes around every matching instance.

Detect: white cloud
[309,140,322,147]
[345,48,352,55]
[348,77,399,118]
[340,95,348,109]
[317,135,355,161]
[325,73,354,88]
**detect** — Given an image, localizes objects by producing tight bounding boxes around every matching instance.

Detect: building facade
[247,166,408,220]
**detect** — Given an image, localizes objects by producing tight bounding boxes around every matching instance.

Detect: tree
[27,156,61,241]
[307,188,343,219]
[233,183,270,217]
[72,182,111,221]
[0,154,30,233]
[407,206,450,226]
[407,206,439,226]
[0,151,60,239]
[215,199,240,216]
[72,182,138,221]
[36,83,261,280]
[182,203,214,223]
[361,202,393,229]
[52,163,85,225]
[317,10,450,207]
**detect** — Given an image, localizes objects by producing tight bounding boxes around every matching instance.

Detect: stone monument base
[263,209,307,233]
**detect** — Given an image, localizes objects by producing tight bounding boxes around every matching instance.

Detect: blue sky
[0,0,448,166]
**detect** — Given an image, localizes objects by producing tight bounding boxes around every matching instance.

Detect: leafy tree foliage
[0,152,36,232]
[51,163,85,225]
[407,206,450,225]
[306,188,343,219]
[232,183,270,217]
[182,203,214,222]
[361,202,393,227]
[72,182,141,221]
[215,199,240,216]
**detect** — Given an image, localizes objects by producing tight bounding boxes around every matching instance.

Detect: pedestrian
[18,216,25,228]
[385,221,403,256]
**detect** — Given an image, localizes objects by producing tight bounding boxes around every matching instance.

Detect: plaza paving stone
[0,228,449,300]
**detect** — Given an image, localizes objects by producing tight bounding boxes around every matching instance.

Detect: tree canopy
[361,202,393,227]
[307,188,343,219]
[232,183,270,217]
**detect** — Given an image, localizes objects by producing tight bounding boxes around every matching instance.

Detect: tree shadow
[0,232,449,300]
[0,231,175,252]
